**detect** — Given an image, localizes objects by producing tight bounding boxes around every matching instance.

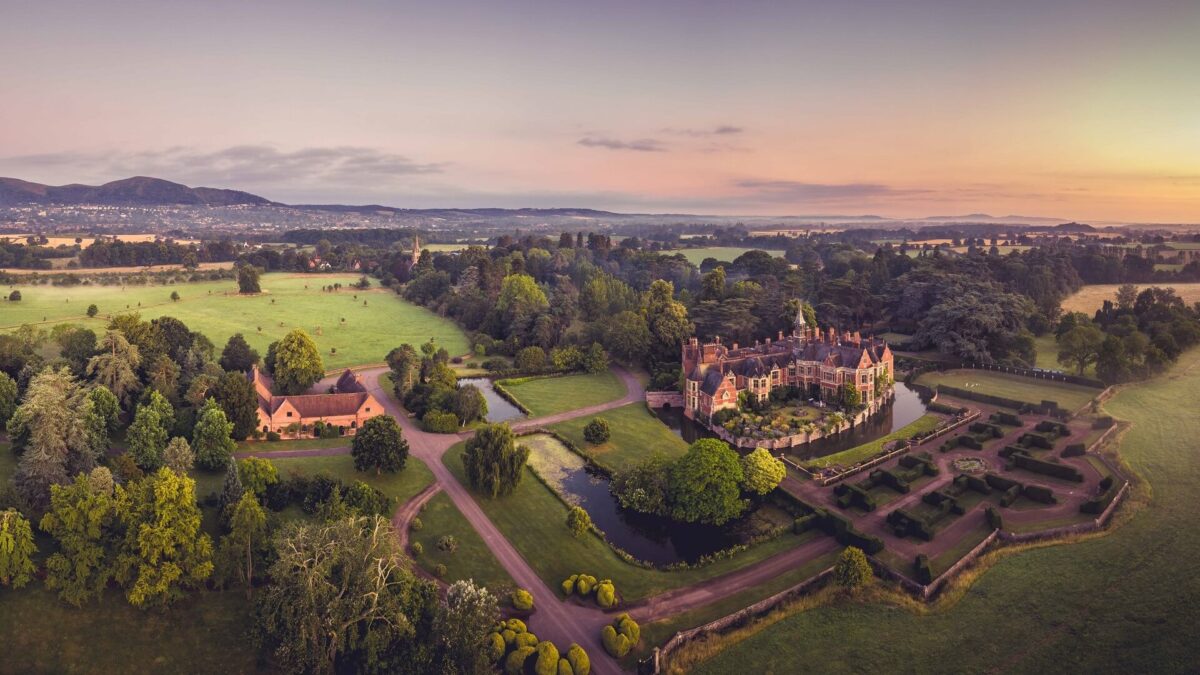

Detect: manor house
[682,308,894,421]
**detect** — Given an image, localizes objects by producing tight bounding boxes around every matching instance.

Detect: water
[458,377,525,423]
[522,433,755,565]
[653,382,932,462]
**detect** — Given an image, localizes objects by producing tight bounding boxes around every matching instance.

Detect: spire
[411,234,421,265]
[792,301,807,338]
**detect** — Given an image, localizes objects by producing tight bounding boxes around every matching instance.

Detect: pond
[458,377,525,423]
[520,433,782,565]
[653,382,932,462]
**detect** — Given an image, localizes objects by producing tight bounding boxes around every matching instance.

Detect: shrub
[834,546,873,589]
[1061,443,1086,458]
[914,553,933,584]
[1093,416,1114,429]
[990,411,1022,426]
[434,563,447,578]
[437,535,458,553]
[410,542,423,557]
[411,516,423,531]
[487,632,506,662]
[1099,475,1114,491]
[986,506,1003,529]
[561,574,578,595]
[265,431,281,442]
[512,588,535,611]
[1023,484,1056,504]
[566,644,590,675]
[506,618,527,633]
[1082,482,1121,514]
[1011,453,1084,482]
[582,417,611,444]
[514,632,539,648]
[506,646,536,675]
[595,580,617,608]
[793,513,819,534]
[575,574,597,596]
[566,506,592,537]
[601,614,640,657]
[423,410,460,433]
[535,641,560,675]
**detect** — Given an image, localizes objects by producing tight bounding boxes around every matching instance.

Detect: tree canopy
[272,329,324,395]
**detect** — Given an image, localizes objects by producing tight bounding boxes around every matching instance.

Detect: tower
[411,234,421,267]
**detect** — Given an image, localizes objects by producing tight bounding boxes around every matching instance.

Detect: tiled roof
[700,369,727,396]
[269,392,372,418]
[335,369,367,393]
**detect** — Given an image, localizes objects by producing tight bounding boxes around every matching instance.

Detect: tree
[219,333,260,372]
[834,546,873,589]
[145,388,176,434]
[272,329,323,395]
[643,280,693,366]
[351,415,409,475]
[583,342,608,374]
[669,439,746,525]
[566,505,592,537]
[40,468,118,605]
[451,385,488,426]
[741,447,786,495]
[193,397,236,471]
[216,492,268,598]
[611,453,672,515]
[8,290,20,302]
[1115,283,1139,311]
[213,370,259,440]
[57,326,98,376]
[238,457,279,497]
[463,423,529,498]
[0,509,37,588]
[86,303,99,318]
[386,344,421,397]
[840,382,862,409]
[497,273,549,315]
[583,417,610,444]
[255,515,430,674]
[127,403,168,471]
[237,265,262,294]
[434,580,500,675]
[170,290,180,302]
[87,385,121,437]
[87,330,141,408]
[10,367,97,512]
[113,468,214,607]
[220,460,245,517]
[163,437,194,474]
[0,371,16,430]
[1058,323,1105,375]
[514,345,547,372]
[604,311,651,365]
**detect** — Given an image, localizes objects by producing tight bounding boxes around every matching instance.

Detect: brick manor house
[251,366,384,436]
[682,307,894,422]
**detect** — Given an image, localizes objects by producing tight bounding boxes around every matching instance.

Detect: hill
[0,176,273,207]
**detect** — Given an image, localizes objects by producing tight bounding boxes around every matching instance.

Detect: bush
[561,574,577,595]
[1093,416,1114,429]
[575,574,597,596]
[1022,484,1057,504]
[600,614,640,657]
[423,410,460,433]
[512,588,535,611]
[990,411,1022,426]
[566,644,590,675]
[1061,443,1086,458]
[1018,432,1055,450]
[1011,453,1084,482]
[265,431,281,442]
[914,553,933,584]
[487,632,506,662]
[411,542,423,557]
[506,646,536,675]
[566,506,592,537]
[434,563,447,578]
[1082,482,1121,514]
[514,632,539,649]
[535,641,560,675]
[437,535,459,553]
[986,506,1003,529]
[834,546,873,588]
[582,417,611,444]
[411,516,423,531]
[595,580,617,609]
[793,513,819,534]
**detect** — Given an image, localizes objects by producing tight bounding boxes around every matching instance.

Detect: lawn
[267,453,435,510]
[0,272,470,368]
[496,370,627,417]
[916,369,1099,410]
[690,348,1200,674]
[443,442,811,602]
[666,247,786,267]
[235,436,350,453]
[410,492,514,592]
[1061,282,1200,315]
[548,403,689,472]
[802,413,942,469]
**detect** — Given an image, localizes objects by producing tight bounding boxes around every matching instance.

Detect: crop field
[0,273,470,369]
[666,247,786,266]
[915,369,1099,410]
[1061,283,1200,315]
[689,348,1200,674]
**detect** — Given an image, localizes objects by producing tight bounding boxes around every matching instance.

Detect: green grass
[691,348,1200,674]
[443,442,809,602]
[548,403,689,472]
[916,369,1099,410]
[267,453,435,510]
[802,413,942,469]
[410,492,514,591]
[666,247,786,267]
[497,370,627,417]
[0,272,470,368]
[235,436,350,453]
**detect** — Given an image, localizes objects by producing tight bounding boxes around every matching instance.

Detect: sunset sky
[1,0,1198,221]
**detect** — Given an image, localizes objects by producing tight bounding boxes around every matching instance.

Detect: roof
[269,392,372,418]
[700,369,728,396]
[335,369,367,393]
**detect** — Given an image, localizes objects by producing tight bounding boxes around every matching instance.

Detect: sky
[1,0,1198,222]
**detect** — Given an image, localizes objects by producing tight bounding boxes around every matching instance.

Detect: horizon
[2,0,1198,221]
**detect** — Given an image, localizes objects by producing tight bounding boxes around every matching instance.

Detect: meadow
[915,369,1099,410]
[689,348,1200,674]
[496,370,627,417]
[409,492,514,591]
[548,402,689,472]
[666,247,787,267]
[0,273,470,369]
[1061,282,1200,315]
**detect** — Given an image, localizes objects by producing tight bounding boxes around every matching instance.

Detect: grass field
[916,369,1099,410]
[497,370,627,417]
[548,403,688,472]
[0,272,470,368]
[666,247,786,266]
[689,348,1200,674]
[443,442,811,602]
[1061,283,1200,315]
[410,492,514,592]
[266,453,435,509]
[802,413,942,469]
[235,436,349,453]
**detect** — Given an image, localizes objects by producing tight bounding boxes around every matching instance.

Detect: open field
[423,242,482,252]
[548,403,689,472]
[0,273,470,368]
[266,453,435,509]
[444,442,811,602]
[667,247,786,266]
[410,492,515,591]
[801,413,942,469]
[690,347,1200,673]
[497,370,627,417]
[3,233,199,247]
[1061,283,1200,315]
[915,369,1099,410]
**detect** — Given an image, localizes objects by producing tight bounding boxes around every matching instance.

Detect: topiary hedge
[422,409,460,433]
[1061,443,1086,458]
[1082,481,1121,514]
[512,588,535,611]
[600,614,640,658]
[1011,453,1084,482]
[1022,484,1056,504]
[914,553,933,584]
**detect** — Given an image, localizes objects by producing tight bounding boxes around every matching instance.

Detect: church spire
[792,301,807,337]
[411,234,421,266]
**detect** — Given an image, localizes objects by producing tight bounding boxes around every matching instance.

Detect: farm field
[667,247,786,266]
[0,273,470,369]
[548,402,688,472]
[410,492,514,591]
[1061,283,1200,315]
[497,370,627,417]
[915,369,1099,410]
[690,347,1200,674]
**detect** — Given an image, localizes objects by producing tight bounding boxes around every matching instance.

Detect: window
[286,411,293,418]
[365,407,371,412]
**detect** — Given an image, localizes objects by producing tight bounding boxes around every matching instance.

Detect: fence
[871,527,1002,600]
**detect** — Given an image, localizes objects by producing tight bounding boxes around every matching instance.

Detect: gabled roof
[269,392,373,418]
[700,369,728,396]
[335,369,367,393]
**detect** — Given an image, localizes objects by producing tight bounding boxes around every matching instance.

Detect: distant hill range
[0,176,274,207]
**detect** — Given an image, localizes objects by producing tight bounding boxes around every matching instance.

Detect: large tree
[1058,323,1106,375]
[10,367,97,512]
[351,415,409,475]
[213,370,260,440]
[219,333,260,372]
[386,344,421,398]
[113,468,214,607]
[643,279,693,367]
[0,509,37,589]
[193,397,237,471]
[603,310,652,365]
[126,403,168,471]
[741,447,786,496]
[434,580,500,674]
[0,371,16,430]
[272,329,324,395]
[215,492,268,598]
[669,438,746,525]
[463,423,529,498]
[451,385,488,427]
[40,468,119,606]
[237,265,262,294]
[87,330,142,408]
